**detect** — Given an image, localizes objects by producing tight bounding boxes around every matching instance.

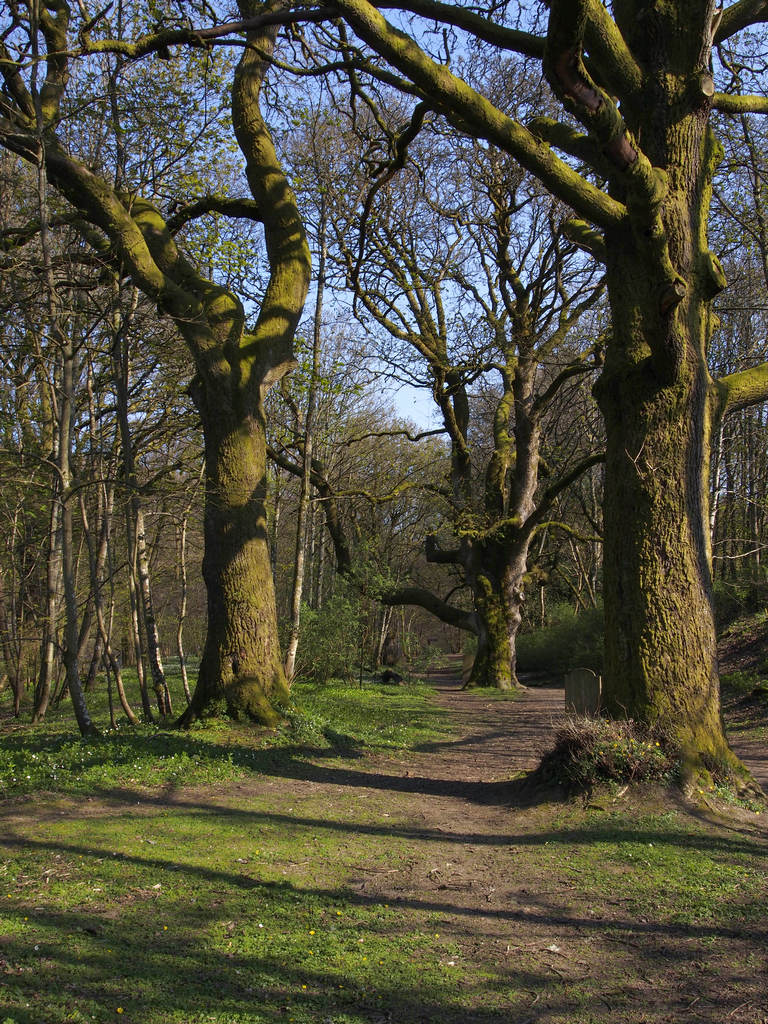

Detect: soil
[308,672,768,1024]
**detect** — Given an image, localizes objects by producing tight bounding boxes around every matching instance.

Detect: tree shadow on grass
[0,853,765,1024]
[4,798,767,881]
[0,721,562,806]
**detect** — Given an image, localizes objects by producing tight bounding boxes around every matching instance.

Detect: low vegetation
[0,670,766,1023]
[0,612,766,1022]
[517,602,604,679]
[0,665,450,800]
[539,716,679,790]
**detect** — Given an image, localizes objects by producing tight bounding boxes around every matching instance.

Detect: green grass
[721,669,766,695]
[0,666,450,800]
[0,806,465,1023]
[545,805,766,924]
[1,657,767,1022]
[0,788,766,1023]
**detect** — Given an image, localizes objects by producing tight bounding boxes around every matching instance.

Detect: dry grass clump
[540,716,679,790]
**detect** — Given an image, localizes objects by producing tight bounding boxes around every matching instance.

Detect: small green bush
[293,594,362,684]
[517,602,604,677]
[540,716,679,789]
[283,707,362,753]
[720,669,764,695]
[713,575,768,628]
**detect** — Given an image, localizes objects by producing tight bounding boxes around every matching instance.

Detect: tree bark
[182,396,290,725]
[134,504,170,715]
[58,331,97,738]
[125,506,153,722]
[110,295,169,717]
[178,8,310,723]
[32,489,62,722]
[0,0,309,729]
[542,1,750,778]
[597,344,729,767]
[176,514,192,705]
[464,541,529,690]
[595,129,732,767]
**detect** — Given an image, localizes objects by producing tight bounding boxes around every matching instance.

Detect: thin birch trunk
[284,204,326,681]
[31,123,94,732]
[126,508,152,720]
[176,514,192,704]
[58,332,96,736]
[80,485,138,724]
[111,283,167,715]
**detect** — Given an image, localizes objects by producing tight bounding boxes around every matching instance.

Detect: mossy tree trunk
[544,0,767,770]
[464,541,529,691]
[597,236,728,763]
[186,385,290,724]
[327,116,603,692]
[568,3,727,766]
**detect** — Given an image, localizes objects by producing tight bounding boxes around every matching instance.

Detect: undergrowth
[517,602,604,677]
[540,716,679,790]
[0,669,450,799]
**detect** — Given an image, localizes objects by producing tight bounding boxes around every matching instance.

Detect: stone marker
[565,668,602,715]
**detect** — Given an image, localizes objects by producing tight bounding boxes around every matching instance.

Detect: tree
[300,0,768,778]
[0,1,310,723]
[709,86,768,582]
[318,102,604,689]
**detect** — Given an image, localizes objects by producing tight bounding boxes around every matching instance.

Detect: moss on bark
[464,544,528,692]
[181,402,292,726]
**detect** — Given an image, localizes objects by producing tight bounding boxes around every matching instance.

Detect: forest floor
[0,666,767,1023]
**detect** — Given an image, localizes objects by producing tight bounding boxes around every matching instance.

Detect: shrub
[720,669,763,695]
[713,575,768,629]
[540,716,679,790]
[284,707,362,753]
[293,594,362,684]
[517,602,604,677]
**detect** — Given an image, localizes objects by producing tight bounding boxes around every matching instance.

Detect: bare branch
[376,0,545,59]
[340,425,445,446]
[332,0,627,230]
[523,451,605,538]
[166,196,262,234]
[715,0,768,44]
[80,6,341,60]
[381,585,477,633]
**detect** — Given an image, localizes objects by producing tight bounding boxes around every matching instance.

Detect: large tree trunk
[465,541,527,691]
[0,0,308,730]
[175,7,309,725]
[597,349,729,765]
[181,393,290,725]
[596,156,734,771]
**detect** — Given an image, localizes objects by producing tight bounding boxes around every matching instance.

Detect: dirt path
[409,678,566,782]
[387,673,768,793]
